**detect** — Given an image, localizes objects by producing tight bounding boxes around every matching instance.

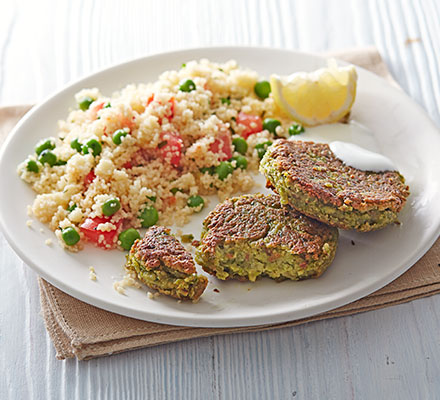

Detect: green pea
[35,138,55,155]
[112,129,128,145]
[254,80,271,99]
[255,141,273,160]
[102,198,121,216]
[187,195,204,210]
[83,139,102,156]
[78,96,94,111]
[61,227,80,246]
[232,137,248,155]
[67,203,77,212]
[26,160,39,173]
[70,139,82,152]
[118,228,141,251]
[38,149,57,166]
[288,123,305,136]
[139,205,159,228]
[215,161,234,180]
[263,118,281,134]
[179,79,196,92]
[231,155,247,170]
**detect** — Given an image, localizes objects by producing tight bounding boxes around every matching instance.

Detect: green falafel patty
[260,140,410,231]
[195,193,338,282]
[126,226,208,301]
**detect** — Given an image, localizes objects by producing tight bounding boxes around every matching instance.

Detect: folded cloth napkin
[1,47,439,360]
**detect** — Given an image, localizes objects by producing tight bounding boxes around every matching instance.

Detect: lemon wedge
[270,59,358,126]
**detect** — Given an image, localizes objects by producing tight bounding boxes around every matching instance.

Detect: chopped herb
[170,187,183,195]
[181,234,194,243]
[67,203,77,212]
[158,140,168,149]
[221,97,231,105]
[54,159,67,166]
[35,138,55,156]
[199,166,215,175]
[179,79,196,92]
[112,129,128,145]
[38,150,57,166]
[70,139,82,152]
[26,160,39,173]
[82,139,102,157]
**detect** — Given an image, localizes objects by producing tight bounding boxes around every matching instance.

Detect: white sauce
[329,141,396,172]
[288,120,396,172]
[291,121,377,150]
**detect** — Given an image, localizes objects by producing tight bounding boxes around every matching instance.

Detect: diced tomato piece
[122,161,133,169]
[164,196,177,207]
[80,216,122,249]
[159,131,183,167]
[237,112,263,138]
[210,131,233,161]
[92,102,105,113]
[84,170,96,188]
[167,97,175,120]
[147,93,155,106]
[120,116,135,130]
[89,102,105,120]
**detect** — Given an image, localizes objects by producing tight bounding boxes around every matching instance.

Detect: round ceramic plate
[0,47,439,327]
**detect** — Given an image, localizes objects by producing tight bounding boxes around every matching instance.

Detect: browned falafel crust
[260,140,410,231]
[126,226,207,301]
[195,193,338,282]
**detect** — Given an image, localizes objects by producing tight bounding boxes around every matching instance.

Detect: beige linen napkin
[2,47,439,360]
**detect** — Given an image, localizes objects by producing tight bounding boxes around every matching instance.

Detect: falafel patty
[125,226,208,301]
[195,193,338,282]
[260,140,410,231]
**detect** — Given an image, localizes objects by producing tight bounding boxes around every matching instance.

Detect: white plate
[0,47,439,328]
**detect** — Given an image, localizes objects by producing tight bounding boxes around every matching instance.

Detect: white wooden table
[1,1,439,398]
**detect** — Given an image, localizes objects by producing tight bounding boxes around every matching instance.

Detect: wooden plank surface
[1,0,439,398]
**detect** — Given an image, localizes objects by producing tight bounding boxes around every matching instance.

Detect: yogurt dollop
[329,141,396,172]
